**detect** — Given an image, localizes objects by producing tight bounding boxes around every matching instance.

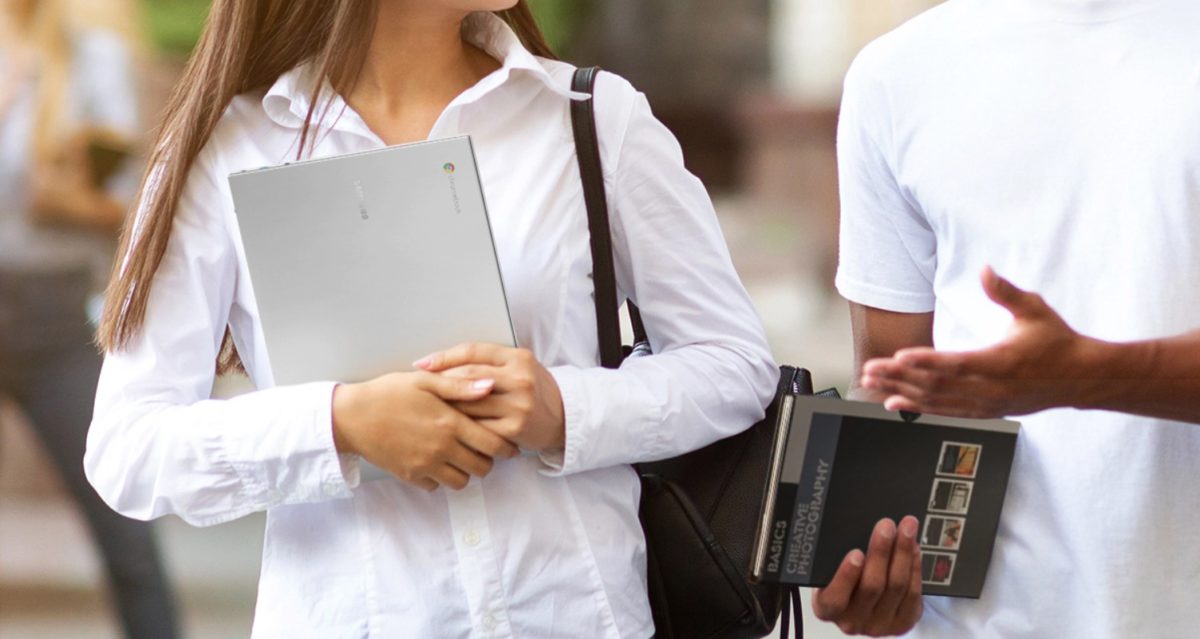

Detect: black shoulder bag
[569,66,838,639]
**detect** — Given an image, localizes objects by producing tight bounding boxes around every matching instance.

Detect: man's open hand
[860,267,1099,418]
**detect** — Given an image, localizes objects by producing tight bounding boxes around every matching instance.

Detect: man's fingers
[981,266,1046,318]
[414,342,513,372]
[861,356,903,378]
[416,371,495,401]
[871,515,920,621]
[864,358,946,390]
[840,518,898,625]
[812,549,865,621]
[861,375,933,406]
[875,343,1012,381]
[876,373,1001,417]
[866,349,978,383]
[897,542,925,630]
[864,361,1004,416]
[862,374,945,413]
[892,348,974,376]
[882,394,929,413]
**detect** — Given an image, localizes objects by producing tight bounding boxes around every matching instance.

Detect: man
[821,0,1200,636]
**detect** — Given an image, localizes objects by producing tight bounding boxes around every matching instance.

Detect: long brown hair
[97,0,556,372]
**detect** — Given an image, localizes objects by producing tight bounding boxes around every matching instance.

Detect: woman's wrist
[332,382,364,456]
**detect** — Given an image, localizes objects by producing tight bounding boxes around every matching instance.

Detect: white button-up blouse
[85,12,776,639]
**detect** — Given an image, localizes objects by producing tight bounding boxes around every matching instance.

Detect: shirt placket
[446,479,515,638]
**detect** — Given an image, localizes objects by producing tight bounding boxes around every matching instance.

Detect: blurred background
[0,0,942,637]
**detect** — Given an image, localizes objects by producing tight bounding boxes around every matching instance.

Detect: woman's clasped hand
[331,343,565,491]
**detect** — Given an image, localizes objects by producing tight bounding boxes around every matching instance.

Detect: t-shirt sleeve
[834,49,937,313]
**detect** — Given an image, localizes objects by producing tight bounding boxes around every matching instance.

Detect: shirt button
[463,530,481,547]
[482,613,498,630]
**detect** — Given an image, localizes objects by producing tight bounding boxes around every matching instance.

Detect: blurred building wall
[572,0,942,192]
[773,0,943,105]
[573,0,772,189]
[742,0,945,290]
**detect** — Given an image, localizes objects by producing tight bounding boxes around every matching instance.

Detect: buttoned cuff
[337,454,363,488]
[538,366,585,474]
[305,383,360,499]
[222,381,357,508]
[538,364,665,476]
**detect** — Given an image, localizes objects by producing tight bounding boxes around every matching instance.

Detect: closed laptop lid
[229,136,516,387]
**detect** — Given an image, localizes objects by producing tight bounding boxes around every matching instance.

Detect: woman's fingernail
[472,379,495,391]
[901,518,918,539]
[850,551,864,568]
[413,355,434,369]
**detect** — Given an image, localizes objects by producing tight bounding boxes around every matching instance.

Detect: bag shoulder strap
[574,68,805,638]
[570,66,648,370]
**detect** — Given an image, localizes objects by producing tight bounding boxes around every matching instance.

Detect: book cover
[757,397,1019,598]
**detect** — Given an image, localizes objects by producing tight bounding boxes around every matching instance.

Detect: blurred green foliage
[142,0,210,56]
[527,0,590,56]
[141,0,588,57]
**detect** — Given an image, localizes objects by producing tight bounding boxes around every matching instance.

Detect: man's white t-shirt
[835,0,1200,636]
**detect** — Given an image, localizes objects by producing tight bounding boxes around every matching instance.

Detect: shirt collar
[261,11,587,132]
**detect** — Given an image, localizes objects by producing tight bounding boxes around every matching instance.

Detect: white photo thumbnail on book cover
[937,441,982,479]
[928,478,973,515]
[921,551,957,586]
[921,515,965,551]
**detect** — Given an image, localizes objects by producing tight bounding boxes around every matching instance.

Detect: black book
[751,397,1020,598]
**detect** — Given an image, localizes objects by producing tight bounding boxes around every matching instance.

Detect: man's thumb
[981,266,1045,317]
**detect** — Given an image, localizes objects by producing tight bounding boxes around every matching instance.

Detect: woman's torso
[208,48,654,639]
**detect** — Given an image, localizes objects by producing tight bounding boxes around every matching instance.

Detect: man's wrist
[1069,337,1155,411]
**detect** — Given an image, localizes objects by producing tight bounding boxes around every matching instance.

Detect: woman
[86,1,776,636]
[0,1,179,637]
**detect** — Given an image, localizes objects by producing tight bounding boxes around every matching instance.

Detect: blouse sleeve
[542,73,778,476]
[84,143,358,527]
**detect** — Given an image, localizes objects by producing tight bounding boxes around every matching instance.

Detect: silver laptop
[229,136,516,388]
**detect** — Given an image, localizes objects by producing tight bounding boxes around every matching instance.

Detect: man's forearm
[1074,330,1200,423]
